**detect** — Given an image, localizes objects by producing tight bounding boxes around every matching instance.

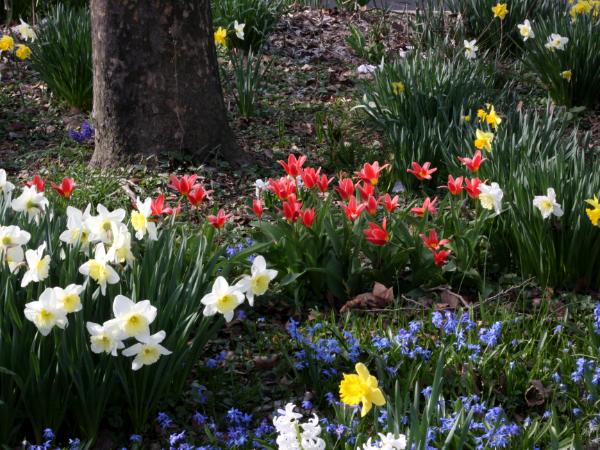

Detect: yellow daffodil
[214,27,227,46]
[339,362,386,417]
[474,129,494,152]
[560,70,572,81]
[0,34,14,52]
[492,3,509,20]
[463,114,471,123]
[15,44,31,60]
[391,81,405,95]
[585,196,600,226]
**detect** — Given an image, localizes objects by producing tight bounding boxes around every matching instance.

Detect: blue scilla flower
[254,418,274,438]
[68,120,95,143]
[130,434,142,443]
[479,322,502,347]
[226,426,249,447]
[573,408,582,417]
[343,330,361,362]
[422,386,433,397]
[68,438,81,450]
[157,412,173,429]
[594,304,600,334]
[552,372,561,383]
[378,409,388,425]
[193,411,207,425]
[169,431,186,446]
[553,324,562,335]
[42,429,54,441]
[372,335,391,350]
[302,399,313,409]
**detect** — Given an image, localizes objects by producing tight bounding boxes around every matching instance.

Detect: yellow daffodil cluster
[586,196,600,226]
[214,27,227,46]
[570,0,600,20]
[477,103,502,129]
[0,21,35,61]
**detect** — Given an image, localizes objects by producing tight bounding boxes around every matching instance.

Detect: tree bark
[90,0,241,167]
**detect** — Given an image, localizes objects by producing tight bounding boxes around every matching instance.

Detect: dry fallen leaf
[340,282,394,312]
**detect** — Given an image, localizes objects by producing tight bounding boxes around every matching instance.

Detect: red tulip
[268,176,297,200]
[406,162,437,181]
[357,161,389,186]
[26,174,45,192]
[278,154,307,178]
[365,195,378,215]
[458,151,485,173]
[252,199,264,218]
[357,182,375,201]
[282,194,302,223]
[151,194,166,215]
[445,175,464,196]
[340,195,365,221]
[363,218,389,246]
[51,177,75,198]
[301,167,321,189]
[380,193,399,213]
[410,197,438,217]
[315,174,333,193]
[465,178,482,199]
[300,208,316,228]
[207,209,229,229]
[335,178,355,200]
[188,185,211,207]
[169,174,199,196]
[434,249,451,267]
[420,229,450,251]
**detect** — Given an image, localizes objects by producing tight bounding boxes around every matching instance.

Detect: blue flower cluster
[25,428,81,450]
[287,319,360,376]
[68,120,94,144]
[148,409,275,449]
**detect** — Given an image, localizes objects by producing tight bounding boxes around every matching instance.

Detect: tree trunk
[89,0,241,167]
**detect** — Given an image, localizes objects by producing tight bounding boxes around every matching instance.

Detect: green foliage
[521,13,600,107]
[0,197,239,445]
[228,48,272,117]
[212,0,288,52]
[346,22,387,65]
[29,4,92,111]
[476,107,600,288]
[446,0,557,53]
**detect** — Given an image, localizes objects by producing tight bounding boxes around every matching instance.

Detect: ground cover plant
[1,0,600,448]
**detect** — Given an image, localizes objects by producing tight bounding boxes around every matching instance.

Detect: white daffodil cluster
[0,224,31,273]
[201,255,278,322]
[273,403,326,450]
[88,294,171,371]
[24,285,84,335]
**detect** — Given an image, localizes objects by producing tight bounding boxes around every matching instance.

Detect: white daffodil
[110,223,135,266]
[0,225,31,252]
[86,204,126,244]
[5,245,24,273]
[60,205,92,248]
[464,39,478,60]
[201,276,245,322]
[0,169,15,197]
[533,188,564,219]
[122,330,172,370]
[79,243,120,295]
[24,288,68,336]
[545,33,568,51]
[11,185,49,221]
[86,321,125,356]
[21,242,50,287]
[478,182,504,214]
[517,19,535,41]
[234,20,245,40]
[236,255,278,306]
[54,284,84,313]
[13,19,36,41]
[131,197,157,241]
[103,294,157,340]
